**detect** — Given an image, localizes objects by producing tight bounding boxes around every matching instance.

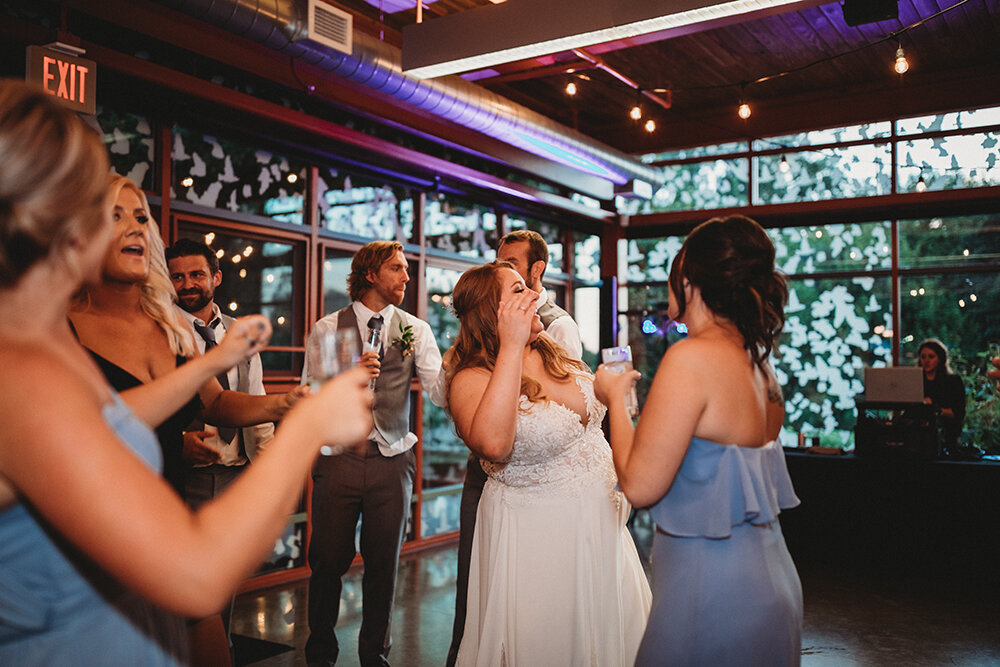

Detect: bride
[447,260,650,666]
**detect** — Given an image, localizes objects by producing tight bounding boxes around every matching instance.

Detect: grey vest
[537,297,570,330]
[338,305,415,445]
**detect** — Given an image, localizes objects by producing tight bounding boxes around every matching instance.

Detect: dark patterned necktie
[193,318,238,445]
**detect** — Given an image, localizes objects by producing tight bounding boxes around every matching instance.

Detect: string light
[915,173,927,192]
[894,45,909,74]
[779,155,790,173]
[738,101,751,120]
[565,80,577,96]
[630,103,642,120]
[644,119,656,133]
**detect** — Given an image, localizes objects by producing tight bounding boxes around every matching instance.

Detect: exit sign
[26,45,97,115]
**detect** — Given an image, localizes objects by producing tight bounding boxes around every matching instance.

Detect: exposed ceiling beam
[609,63,1000,153]
[49,0,617,199]
[401,0,824,78]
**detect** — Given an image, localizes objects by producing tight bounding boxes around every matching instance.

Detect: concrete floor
[231,533,1000,667]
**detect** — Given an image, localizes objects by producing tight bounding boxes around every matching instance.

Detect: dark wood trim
[626,185,1000,237]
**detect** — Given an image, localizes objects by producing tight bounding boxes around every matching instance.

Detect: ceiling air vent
[302,0,353,55]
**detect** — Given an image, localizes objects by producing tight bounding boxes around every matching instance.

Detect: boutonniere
[392,322,415,357]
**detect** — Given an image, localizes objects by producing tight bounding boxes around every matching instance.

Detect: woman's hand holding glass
[310,328,362,390]
[594,363,642,412]
[210,314,272,372]
[290,366,373,456]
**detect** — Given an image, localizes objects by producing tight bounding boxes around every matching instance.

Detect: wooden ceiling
[336,0,1000,153]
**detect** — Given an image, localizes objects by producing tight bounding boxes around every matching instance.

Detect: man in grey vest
[446,229,583,666]
[166,238,275,507]
[303,241,445,667]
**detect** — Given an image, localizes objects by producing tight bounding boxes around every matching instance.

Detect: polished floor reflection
[232,537,1000,666]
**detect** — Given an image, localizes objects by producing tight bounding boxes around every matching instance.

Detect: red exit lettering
[42,56,90,105]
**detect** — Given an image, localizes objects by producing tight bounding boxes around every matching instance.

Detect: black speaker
[842,0,898,27]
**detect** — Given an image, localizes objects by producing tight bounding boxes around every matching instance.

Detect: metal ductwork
[158,0,666,189]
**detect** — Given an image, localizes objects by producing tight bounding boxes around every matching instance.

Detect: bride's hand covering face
[496,266,542,350]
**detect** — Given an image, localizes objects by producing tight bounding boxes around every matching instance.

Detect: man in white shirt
[166,239,275,509]
[446,229,584,666]
[303,241,445,667]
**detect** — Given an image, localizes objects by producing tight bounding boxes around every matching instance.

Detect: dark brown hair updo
[668,215,788,369]
[449,260,585,406]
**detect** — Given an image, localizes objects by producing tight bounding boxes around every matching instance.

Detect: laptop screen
[863,367,925,403]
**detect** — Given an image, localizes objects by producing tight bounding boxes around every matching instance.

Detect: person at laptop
[918,338,965,453]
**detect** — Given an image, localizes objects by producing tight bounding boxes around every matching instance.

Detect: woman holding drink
[0,79,372,664]
[595,215,802,666]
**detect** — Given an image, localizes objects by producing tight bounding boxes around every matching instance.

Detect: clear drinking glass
[601,345,639,418]
[311,328,362,455]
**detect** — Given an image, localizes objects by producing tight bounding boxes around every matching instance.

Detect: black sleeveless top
[86,349,201,495]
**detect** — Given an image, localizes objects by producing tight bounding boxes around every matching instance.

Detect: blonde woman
[0,80,372,664]
[447,261,650,666]
[69,174,305,493]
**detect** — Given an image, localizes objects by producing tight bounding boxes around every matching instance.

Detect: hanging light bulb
[630,103,642,121]
[894,46,909,74]
[565,80,577,96]
[915,173,927,192]
[738,102,751,120]
[779,155,790,173]
[644,119,656,133]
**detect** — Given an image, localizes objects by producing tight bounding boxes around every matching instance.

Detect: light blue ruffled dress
[636,437,802,666]
[0,394,188,665]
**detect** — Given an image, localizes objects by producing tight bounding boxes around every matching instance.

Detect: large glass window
[898,131,1000,193]
[95,106,155,191]
[176,225,302,372]
[424,195,497,258]
[641,158,749,213]
[899,214,1000,269]
[778,276,893,447]
[317,167,415,241]
[754,143,892,204]
[420,265,466,539]
[768,222,892,273]
[573,233,601,283]
[172,125,307,223]
[321,250,352,316]
[507,215,564,272]
[899,272,1000,455]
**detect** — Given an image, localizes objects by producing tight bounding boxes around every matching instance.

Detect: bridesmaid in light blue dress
[0,80,373,664]
[595,215,802,666]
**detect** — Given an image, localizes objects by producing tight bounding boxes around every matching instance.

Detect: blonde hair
[0,80,108,287]
[449,261,586,407]
[77,174,196,357]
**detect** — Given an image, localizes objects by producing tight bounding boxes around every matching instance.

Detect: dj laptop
[863,366,925,403]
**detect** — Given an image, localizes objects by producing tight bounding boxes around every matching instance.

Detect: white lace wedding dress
[456,374,651,667]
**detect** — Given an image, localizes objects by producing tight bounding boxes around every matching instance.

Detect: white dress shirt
[303,302,446,456]
[537,289,583,361]
[183,304,275,466]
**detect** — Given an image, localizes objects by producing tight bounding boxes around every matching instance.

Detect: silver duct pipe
[159,0,665,188]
